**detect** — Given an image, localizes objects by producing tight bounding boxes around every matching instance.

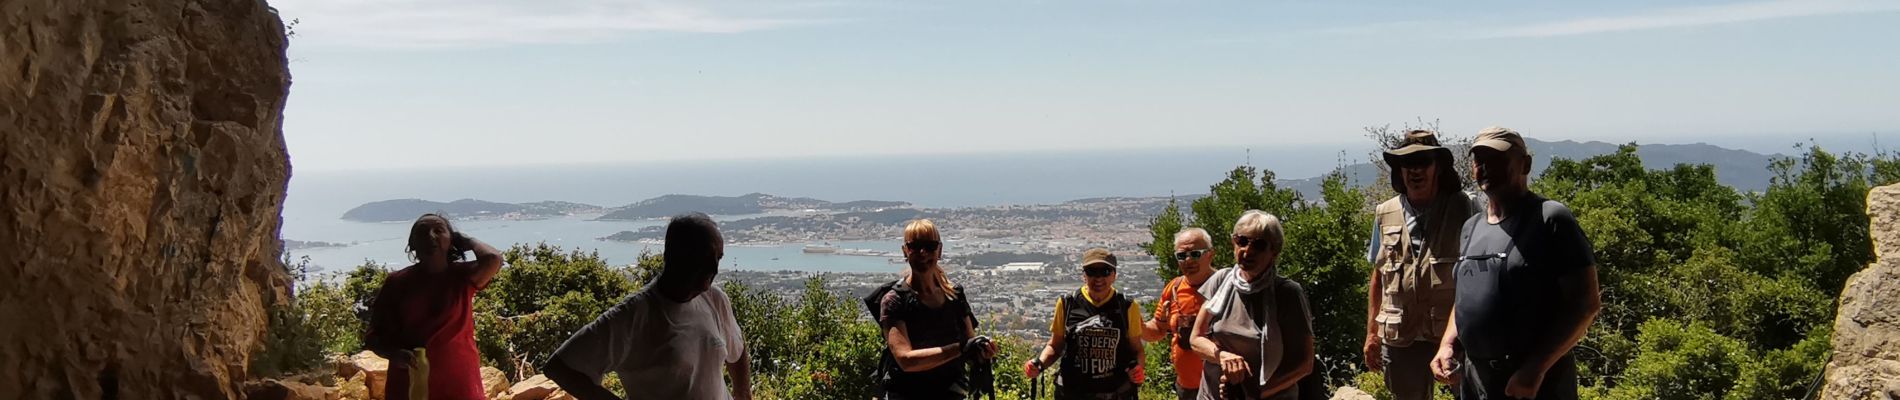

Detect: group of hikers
[362,126,1601,400]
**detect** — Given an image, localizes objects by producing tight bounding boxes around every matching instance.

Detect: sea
[279,132,1873,274]
[281,145,1358,274]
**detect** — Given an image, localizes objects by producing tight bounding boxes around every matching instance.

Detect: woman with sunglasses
[1024,248,1147,400]
[872,219,998,400]
[1189,210,1315,400]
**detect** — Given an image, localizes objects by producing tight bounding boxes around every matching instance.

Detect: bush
[731,276,883,399]
[251,255,329,378]
[1143,167,1370,387]
[1608,320,1748,400]
[475,243,636,379]
[1731,326,1831,400]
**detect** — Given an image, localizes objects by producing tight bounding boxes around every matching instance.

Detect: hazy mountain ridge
[592,192,910,220]
[343,140,1781,222]
[340,198,606,222]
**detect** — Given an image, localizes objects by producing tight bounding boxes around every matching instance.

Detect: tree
[1185,165,1305,270]
[1146,199,1187,281]
[1276,172,1372,385]
[1146,165,1366,387]
[475,243,636,379]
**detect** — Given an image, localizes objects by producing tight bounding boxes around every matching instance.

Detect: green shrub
[1608,320,1748,400]
[1730,326,1830,400]
[251,255,330,378]
[475,243,636,379]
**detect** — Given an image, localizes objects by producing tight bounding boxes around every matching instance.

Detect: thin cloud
[271,0,835,49]
[1197,20,1448,45]
[1476,0,1900,39]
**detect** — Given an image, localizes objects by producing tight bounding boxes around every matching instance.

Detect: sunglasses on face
[1233,235,1266,249]
[1083,266,1116,278]
[1173,249,1209,261]
[906,240,940,253]
[1394,155,1435,169]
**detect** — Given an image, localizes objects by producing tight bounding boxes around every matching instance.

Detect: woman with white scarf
[1189,210,1316,399]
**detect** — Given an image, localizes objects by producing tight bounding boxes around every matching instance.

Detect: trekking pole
[1034,373,1042,400]
[1029,344,1046,400]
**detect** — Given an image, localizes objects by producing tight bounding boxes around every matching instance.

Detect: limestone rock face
[0,0,291,398]
[1821,184,1900,398]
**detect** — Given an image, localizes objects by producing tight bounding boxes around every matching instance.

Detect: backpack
[861,279,974,391]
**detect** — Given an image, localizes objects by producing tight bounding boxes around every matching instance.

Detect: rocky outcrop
[0,0,291,398]
[1821,184,1900,398]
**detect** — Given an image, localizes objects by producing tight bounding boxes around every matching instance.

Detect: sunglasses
[1173,249,1208,261]
[1233,235,1267,249]
[906,240,941,253]
[1083,266,1116,278]
[1394,155,1435,169]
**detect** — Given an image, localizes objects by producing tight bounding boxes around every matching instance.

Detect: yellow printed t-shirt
[1048,286,1145,344]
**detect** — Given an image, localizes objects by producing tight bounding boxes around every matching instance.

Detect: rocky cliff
[1821,183,1900,398]
[0,0,292,397]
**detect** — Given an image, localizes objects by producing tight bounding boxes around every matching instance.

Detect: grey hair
[1174,227,1212,248]
[1233,210,1284,251]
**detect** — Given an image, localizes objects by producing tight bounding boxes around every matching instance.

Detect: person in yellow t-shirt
[1025,248,1145,400]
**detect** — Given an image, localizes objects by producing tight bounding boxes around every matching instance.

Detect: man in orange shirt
[1143,228,1218,400]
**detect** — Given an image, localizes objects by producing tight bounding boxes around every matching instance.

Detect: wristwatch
[1030,359,1045,373]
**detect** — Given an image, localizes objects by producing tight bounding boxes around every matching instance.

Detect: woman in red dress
[365,214,504,400]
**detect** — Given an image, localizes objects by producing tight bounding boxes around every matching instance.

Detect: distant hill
[593,193,910,220]
[340,199,604,222]
[1276,138,1782,198]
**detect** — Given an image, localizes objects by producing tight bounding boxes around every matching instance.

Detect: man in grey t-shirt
[1428,127,1601,400]
[543,213,753,400]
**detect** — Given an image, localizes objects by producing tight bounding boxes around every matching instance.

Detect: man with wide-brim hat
[1429,126,1601,400]
[1363,130,1478,400]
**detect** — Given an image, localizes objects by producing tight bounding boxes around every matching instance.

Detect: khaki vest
[1372,194,1475,347]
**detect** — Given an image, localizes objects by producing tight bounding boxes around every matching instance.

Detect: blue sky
[270,0,1900,171]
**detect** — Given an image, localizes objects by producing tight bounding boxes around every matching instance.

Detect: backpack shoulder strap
[953,284,976,329]
[862,279,900,318]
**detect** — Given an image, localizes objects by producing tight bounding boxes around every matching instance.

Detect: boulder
[243,379,335,400]
[506,374,560,400]
[1329,386,1377,400]
[332,353,362,379]
[349,351,391,400]
[482,366,511,399]
[337,371,370,400]
[1820,184,1900,398]
[0,0,292,397]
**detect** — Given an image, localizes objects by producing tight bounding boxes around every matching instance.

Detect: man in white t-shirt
[544,212,753,400]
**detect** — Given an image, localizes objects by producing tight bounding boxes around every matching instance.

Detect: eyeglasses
[1083,266,1116,278]
[906,240,940,253]
[1173,249,1208,261]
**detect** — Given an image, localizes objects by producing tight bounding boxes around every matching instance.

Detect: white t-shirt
[550,286,747,400]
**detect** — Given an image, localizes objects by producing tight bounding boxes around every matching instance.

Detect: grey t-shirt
[1453,193,1594,359]
[549,286,747,400]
